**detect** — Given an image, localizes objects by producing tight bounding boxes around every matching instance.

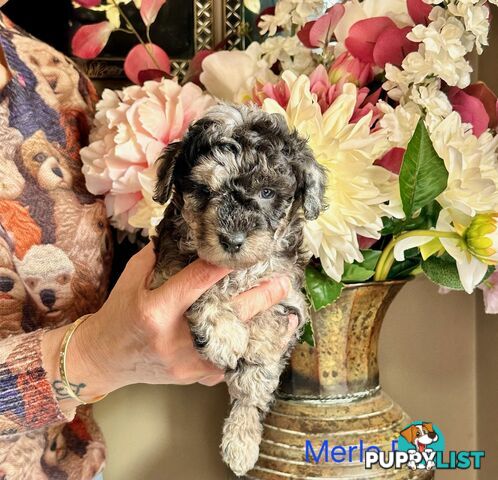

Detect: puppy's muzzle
[219,232,246,253]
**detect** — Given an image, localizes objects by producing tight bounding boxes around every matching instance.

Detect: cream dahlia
[262,72,401,280]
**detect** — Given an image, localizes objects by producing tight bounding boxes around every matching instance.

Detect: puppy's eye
[198,185,211,197]
[260,188,275,199]
[34,153,47,163]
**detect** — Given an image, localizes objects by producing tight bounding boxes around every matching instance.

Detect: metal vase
[247,281,434,480]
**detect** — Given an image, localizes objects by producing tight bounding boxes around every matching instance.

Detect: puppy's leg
[221,309,293,476]
[187,292,249,370]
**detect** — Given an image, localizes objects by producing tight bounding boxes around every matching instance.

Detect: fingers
[198,373,225,386]
[231,276,290,322]
[123,242,157,282]
[152,259,231,313]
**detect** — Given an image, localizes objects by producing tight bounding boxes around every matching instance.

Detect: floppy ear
[400,426,417,444]
[286,131,327,220]
[153,141,183,205]
[422,423,434,433]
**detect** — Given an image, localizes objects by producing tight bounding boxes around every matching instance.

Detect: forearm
[40,313,119,416]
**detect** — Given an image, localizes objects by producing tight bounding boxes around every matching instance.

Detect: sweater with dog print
[0,13,111,479]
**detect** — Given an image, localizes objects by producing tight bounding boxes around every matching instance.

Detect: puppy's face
[154,104,326,269]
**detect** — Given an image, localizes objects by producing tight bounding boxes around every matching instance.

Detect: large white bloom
[200,43,276,103]
[262,72,401,280]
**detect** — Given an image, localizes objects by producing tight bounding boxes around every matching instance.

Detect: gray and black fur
[152,103,326,476]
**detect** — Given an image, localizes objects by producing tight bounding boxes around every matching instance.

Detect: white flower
[262,72,400,280]
[394,208,489,293]
[200,42,276,103]
[430,112,498,216]
[378,101,421,147]
[258,0,323,35]
[259,35,315,75]
[447,0,490,54]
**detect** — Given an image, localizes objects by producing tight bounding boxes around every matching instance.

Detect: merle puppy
[152,103,326,476]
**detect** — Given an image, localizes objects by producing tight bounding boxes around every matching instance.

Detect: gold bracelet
[58,314,108,405]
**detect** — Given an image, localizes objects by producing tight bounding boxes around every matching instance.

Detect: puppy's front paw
[189,310,249,370]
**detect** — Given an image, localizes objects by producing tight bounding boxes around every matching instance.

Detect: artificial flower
[479,271,498,314]
[124,43,171,84]
[140,0,166,26]
[328,52,374,88]
[71,21,114,59]
[447,87,489,136]
[81,79,215,234]
[394,208,490,293]
[262,72,400,280]
[200,43,276,103]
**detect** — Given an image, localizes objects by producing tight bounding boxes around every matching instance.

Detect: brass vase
[247,281,433,480]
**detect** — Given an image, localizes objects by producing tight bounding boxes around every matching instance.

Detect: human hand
[42,242,298,408]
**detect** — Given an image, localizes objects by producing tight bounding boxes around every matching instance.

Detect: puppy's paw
[222,403,262,476]
[190,313,249,370]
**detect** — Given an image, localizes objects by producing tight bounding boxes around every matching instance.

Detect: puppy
[400,423,438,470]
[152,103,326,475]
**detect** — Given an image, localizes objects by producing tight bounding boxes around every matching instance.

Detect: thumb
[122,241,157,286]
[149,259,231,313]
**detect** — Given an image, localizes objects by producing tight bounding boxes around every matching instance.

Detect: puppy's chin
[197,245,270,270]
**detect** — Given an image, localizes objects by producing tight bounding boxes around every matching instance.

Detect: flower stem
[374,230,461,282]
[111,0,162,70]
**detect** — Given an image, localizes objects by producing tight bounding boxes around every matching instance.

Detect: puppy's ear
[153,141,183,205]
[287,132,327,220]
[400,426,417,444]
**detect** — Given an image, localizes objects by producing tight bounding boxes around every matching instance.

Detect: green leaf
[342,250,382,283]
[382,202,442,236]
[421,253,495,290]
[299,320,315,347]
[399,120,448,218]
[387,247,421,280]
[305,265,344,311]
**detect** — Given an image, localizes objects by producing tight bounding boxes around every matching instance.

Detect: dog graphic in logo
[400,422,439,470]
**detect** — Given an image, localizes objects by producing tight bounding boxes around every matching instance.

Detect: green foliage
[399,120,448,217]
[387,247,421,280]
[305,265,344,311]
[422,253,495,290]
[299,320,315,347]
[382,202,442,236]
[342,250,382,283]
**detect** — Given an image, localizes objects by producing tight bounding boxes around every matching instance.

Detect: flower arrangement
[82,0,498,315]
[71,0,171,84]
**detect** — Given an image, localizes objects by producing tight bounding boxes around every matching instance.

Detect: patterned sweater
[0,13,111,480]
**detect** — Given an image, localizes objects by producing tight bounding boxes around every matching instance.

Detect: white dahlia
[262,72,401,280]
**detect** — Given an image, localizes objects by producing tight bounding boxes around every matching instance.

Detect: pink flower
[71,21,114,59]
[73,0,101,6]
[185,49,215,86]
[407,0,433,26]
[479,271,498,314]
[124,43,171,85]
[297,4,345,48]
[464,82,498,131]
[447,87,489,137]
[140,0,166,27]
[328,52,374,88]
[81,79,215,234]
[375,147,405,174]
[252,79,290,108]
[345,17,418,68]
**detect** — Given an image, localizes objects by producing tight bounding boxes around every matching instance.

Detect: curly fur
[152,103,326,476]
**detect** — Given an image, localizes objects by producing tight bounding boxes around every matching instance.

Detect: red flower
[464,82,498,130]
[375,147,405,174]
[124,43,171,85]
[71,21,113,59]
[345,17,418,68]
[297,4,345,48]
[73,0,101,6]
[448,87,489,136]
[407,0,433,26]
[140,0,166,27]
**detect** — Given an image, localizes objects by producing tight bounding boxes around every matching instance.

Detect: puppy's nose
[0,276,14,293]
[40,289,56,308]
[428,432,437,439]
[219,232,246,253]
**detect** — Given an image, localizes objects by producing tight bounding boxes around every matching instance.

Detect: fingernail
[288,313,299,332]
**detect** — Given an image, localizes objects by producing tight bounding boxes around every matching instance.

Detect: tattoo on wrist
[52,379,87,401]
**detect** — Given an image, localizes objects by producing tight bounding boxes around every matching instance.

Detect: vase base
[246,390,434,480]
